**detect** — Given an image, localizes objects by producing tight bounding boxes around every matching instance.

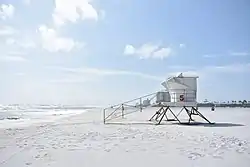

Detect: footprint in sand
[188,152,204,160]
[212,155,223,159]
[0,146,6,150]
[104,148,111,152]
[34,154,41,159]
[211,150,224,159]
[25,162,32,166]
[236,147,246,154]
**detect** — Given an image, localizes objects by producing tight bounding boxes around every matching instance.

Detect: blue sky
[0,0,249,105]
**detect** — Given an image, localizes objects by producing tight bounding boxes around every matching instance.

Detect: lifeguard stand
[103,73,213,125]
[149,73,213,125]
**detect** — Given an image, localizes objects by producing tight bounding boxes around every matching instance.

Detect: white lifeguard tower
[164,73,198,104]
[149,73,212,125]
[103,73,213,125]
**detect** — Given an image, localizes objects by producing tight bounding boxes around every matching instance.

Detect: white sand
[0,107,250,167]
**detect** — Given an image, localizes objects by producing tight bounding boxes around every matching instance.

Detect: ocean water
[0,105,89,129]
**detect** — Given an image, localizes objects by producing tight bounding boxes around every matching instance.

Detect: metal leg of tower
[168,107,181,124]
[176,107,184,117]
[156,107,168,125]
[183,106,193,123]
[164,110,169,120]
[192,107,213,124]
[155,108,165,121]
[149,106,163,121]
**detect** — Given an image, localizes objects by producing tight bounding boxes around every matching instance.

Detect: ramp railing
[103,92,157,124]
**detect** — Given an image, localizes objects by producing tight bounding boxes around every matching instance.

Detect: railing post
[140,98,142,112]
[122,104,124,118]
[103,109,106,124]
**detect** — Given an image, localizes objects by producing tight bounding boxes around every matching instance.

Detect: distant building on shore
[197,101,250,108]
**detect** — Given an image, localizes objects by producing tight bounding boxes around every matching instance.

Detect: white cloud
[52,0,98,26]
[168,71,199,77]
[124,43,173,59]
[0,25,17,36]
[0,4,15,20]
[153,47,172,59]
[174,63,250,77]
[62,64,249,83]
[205,63,250,73]
[179,43,186,48]
[99,10,106,20]
[21,40,37,48]
[167,63,250,80]
[124,45,135,55]
[203,54,218,58]
[38,25,84,52]
[8,51,27,56]
[204,51,249,58]
[169,65,195,70]
[0,56,28,62]
[47,66,164,81]
[16,72,26,76]
[229,52,249,56]
[23,0,31,5]
[6,38,36,49]
[134,44,159,59]
[49,78,90,83]
[5,38,15,45]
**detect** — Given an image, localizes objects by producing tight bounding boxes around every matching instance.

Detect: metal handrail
[104,105,121,121]
[104,92,157,110]
[105,108,140,122]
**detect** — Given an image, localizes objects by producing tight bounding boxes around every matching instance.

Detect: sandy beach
[0,107,250,167]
